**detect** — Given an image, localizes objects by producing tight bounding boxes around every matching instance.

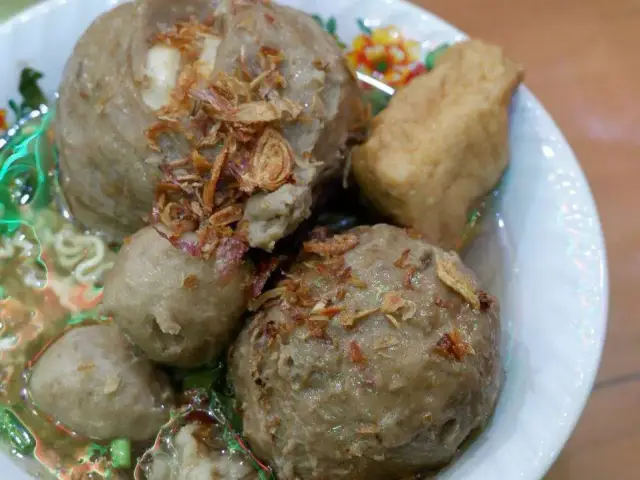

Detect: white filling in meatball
[142,45,182,110]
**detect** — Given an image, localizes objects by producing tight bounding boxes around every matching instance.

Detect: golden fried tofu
[352,39,524,249]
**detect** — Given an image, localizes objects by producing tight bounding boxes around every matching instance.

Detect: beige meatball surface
[213,2,368,250]
[352,40,523,250]
[101,226,253,368]
[56,3,158,240]
[230,225,501,479]
[58,0,367,249]
[29,324,174,441]
[56,0,226,240]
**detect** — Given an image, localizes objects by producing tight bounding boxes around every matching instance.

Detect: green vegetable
[210,390,242,433]
[0,409,35,456]
[425,43,450,70]
[311,14,324,27]
[9,68,47,120]
[310,14,345,49]
[8,68,47,120]
[19,68,47,110]
[356,18,373,36]
[178,358,226,391]
[363,89,392,116]
[109,438,131,469]
[183,369,215,390]
[325,16,337,35]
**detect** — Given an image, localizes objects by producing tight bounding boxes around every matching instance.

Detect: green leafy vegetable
[364,89,392,116]
[8,68,47,120]
[310,14,346,49]
[425,43,450,70]
[356,18,373,36]
[326,16,337,35]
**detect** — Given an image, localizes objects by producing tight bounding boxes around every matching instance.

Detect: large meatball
[101,226,254,367]
[55,0,228,240]
[230,224,501,479]
[352,40,523,250]
[146,423,258,480]
[56,2,156,240]
[212,2,369,250]
[148,0,369,257]
[29,324,174,441]
[57,0,367,248]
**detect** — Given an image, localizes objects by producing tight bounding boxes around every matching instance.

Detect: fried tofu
[352,39,524,249]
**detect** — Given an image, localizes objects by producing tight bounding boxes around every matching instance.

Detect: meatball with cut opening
[230,224,501,480]
[57,0,368,249]
[146,423,259,480]
[29,324,174,441]
[101,226,254,368]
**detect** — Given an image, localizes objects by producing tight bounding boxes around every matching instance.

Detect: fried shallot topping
[435,329,475,361]
[307,318,329,339]
[380,291,417,321]
[182,274,200,290]
[393,249,411,269]
[478,290,495,312]
[435,253,480,309]
[349,340,367,364]
[403,266,418,290]
[153,20,215,61]
[303,233,360,257]
[340,308,380,329]
[147,18,303,261]
[251,256,283,298]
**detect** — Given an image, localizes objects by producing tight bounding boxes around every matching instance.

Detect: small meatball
[101,227,254,367]
[352,40,523,249]
[29,324,174,441]
[147,423,258,480]
[231,225,501,480]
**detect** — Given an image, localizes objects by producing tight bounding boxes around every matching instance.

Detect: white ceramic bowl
[0,1,608,479]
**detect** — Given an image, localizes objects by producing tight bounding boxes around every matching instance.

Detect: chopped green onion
[364,89,392,116]
[326,16,337,35]
[356,18,373,36]
[109,438,131,469]
[0,409,35,456]
[425,43,451,70]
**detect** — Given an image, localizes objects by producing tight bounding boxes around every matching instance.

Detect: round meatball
[147,423,258,480]
[29,324,174,441]
[101,226,254,367]
[56,0,225,240]
[57,0,368,246]
[56,2,157,240]
[213,2,369,250]
[230,224,501,479]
